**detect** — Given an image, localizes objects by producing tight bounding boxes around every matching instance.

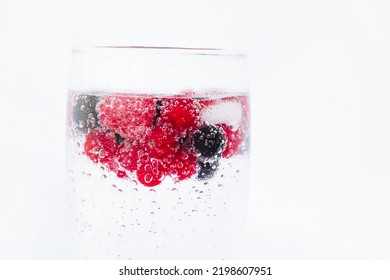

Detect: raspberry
[157,97,201,138]
[146,125,179,160]
[143,125,197,182]
[99,95,156,140]
[218,123,244,158]
[84,129,131,178]
[84,130,118,164]
[136,157,165,187]
[117,140,141,172]
[166,148,197,181]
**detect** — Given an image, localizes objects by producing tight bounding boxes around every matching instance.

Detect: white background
[1,0,390,259]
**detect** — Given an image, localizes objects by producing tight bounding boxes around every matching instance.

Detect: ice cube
[200,100,242,130]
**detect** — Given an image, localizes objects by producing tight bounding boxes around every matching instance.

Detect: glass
[66,46,250,259]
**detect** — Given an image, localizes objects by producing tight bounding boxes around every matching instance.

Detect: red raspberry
[84,130,118,164]
[136,157,165,187]
[167,148,197,181]
[146,125,179,160]
[157,97,201,138]
[117,140,141,172]
[218,123,245,158]
[99,95,156,141]
[146,122,197,182]
[84,130,129,178]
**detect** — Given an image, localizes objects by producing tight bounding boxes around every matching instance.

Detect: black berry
[194,125,225,157]
[152,99,164,127]
[115,133,126,145]
[73,94,100,133]
[197,159,219,180]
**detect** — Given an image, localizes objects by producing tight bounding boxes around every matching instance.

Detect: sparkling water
[66,91,250,259]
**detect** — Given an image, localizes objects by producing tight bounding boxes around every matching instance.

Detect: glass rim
[72,45,247,56]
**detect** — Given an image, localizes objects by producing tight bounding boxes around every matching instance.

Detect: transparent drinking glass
[66,46,250,259]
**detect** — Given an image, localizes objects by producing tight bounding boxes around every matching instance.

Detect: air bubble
[143,173,153,183]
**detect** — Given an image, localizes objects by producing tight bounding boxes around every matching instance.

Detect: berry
[197,159,220,180]
[199,95,249,158]
[99,95,156,140]
[218,124,244,158]
[166,149,197,181]
[146,125,179,160]
[144,125,197,182]
[157,97,201,138]
[73,94,100,133]
[83,129,129,178]
[115,133,126,145]
[117,140,141,172]
[152,100,164,127]
[136,157,165,187]
[84,129,118,166]
[193,125,225,157]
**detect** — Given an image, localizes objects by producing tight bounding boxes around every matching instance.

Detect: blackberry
[197,159,220,180]
[114,133,126,145]
[193,125,225,157]
[73,94,100,133]
[152,99,164,127]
